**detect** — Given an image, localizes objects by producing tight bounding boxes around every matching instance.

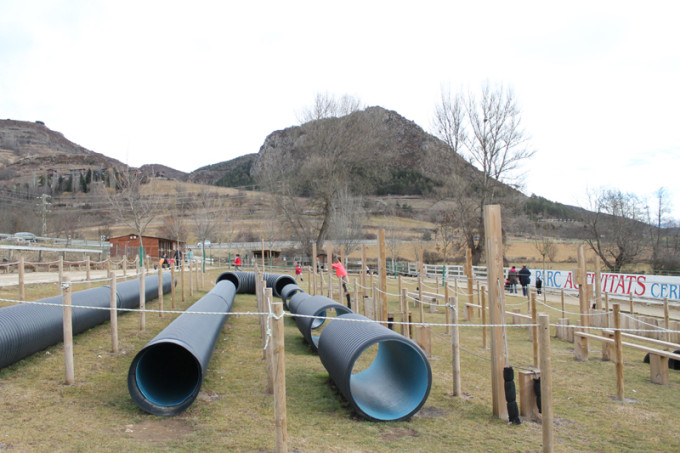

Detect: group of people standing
[506,265,542,296]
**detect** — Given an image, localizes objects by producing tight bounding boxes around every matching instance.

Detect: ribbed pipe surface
[292,295,353,352]
[0,273,173,370]
[280,283,303,311]
[216,271,295,298]
[128,279,236,416]
[287,291,311,315]
[317,313,431,421]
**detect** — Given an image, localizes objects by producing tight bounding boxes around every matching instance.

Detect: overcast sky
[1,1,679,219]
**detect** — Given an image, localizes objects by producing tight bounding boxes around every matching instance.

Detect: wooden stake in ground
[62,277,75,385]
[613,304,624,400]
[576,245,589,360]
[538,314,554,453]
[450,296,461,396]
[181,260,186,302]
[157,267,164,317]
[139,267,146,331]
[378,229,388,324]
[466,248,474,305]
[86,256,91,287]
[110,273,118,353]
[483,204,508,420]
[170,266,176,310]
[531,292,539,367]
[189,261,194,297]
[271,297,288,453]
[18,256,25,301]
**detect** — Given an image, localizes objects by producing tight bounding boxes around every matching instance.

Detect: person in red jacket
[295,262,303,282]
[234,254,242,270]
[331,255,351,309]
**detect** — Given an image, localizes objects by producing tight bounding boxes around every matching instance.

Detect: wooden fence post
[481,286,487,349]
[18,256,25,301]
[538,314,554,453]
[158,267,164,317]
[271,296,288,453]
[86,256,91,287]
[531,292,539,367]
[171,266,176,310]
[450,296,461,397]
[59,256,64,287]
[613,304,624,400]
[139,267,146,331]
[62,277,75,385]
[484,204,507,420]
[189,261,194,297]
[110,273,119,353]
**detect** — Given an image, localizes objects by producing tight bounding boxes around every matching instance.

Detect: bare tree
[432,82,534,264]
[257,93,370,254]
[297,92,364,123]
[99,170,163,265]
[651,187,680,273]
[584,188,649,272]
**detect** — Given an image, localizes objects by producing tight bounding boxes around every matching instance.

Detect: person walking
[518,265,531,296]
[507,266,518,293]
[234,254,242,271]
[331,255,351,309]
[295,262,303,282]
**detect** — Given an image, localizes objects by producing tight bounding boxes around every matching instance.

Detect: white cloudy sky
[1,1,679,219]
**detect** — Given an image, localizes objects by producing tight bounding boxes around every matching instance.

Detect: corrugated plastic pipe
[216,271,295,298]
[317,313,432,421]
[280,283,303,311]
[290,295,353,352]
[0,273,173,370]
[127,279,236,416]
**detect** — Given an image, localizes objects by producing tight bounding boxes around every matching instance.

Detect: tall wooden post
[18,256,25,301]
[86,256,91,287]
[158,267,164,317]
[271,295,288,452]
[577,245,589,359]
[594,256,602,310]
[378,229,388,324]
[613,304,624,400]
[538,314,554,453]
[62,277,75,385]
[312,243,318,296]
[481,286,487,349]
[170,266,176,310]
[450,296,461,397]
[466,248,474,305]
[664,298,671,342]
[139,267,146,331]
[58,256,64,286]
[181,259,186,302]
[261,238,266,270]
[110,273,119,353]
[361,244,367,304]
[484,205,507,420]
[531,292,538,367]
[189,261,194,297]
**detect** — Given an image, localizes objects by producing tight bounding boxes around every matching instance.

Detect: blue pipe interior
[349,339,430,421]
[134,343,202,407]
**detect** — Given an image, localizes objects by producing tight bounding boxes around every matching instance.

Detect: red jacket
[295,264,302,275]
[234,256,242,266]
[331,261,347,278]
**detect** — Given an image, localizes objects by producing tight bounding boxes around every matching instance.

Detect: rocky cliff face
[0,119,134,185]
[250,106,475,195]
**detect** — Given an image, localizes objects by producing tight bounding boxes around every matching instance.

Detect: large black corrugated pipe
[263,273,296,298]
[0,273,172,370]
[287,291,311,317]
[216,271,295,298]
[217,271,255,294]
[291,295,353,352]
[317,313,432,422]
[128,279,237,416]
[280,283,304,311]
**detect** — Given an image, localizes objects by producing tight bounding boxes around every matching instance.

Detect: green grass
[1,269,680,452]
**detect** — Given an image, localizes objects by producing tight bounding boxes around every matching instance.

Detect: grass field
[1,267,679,452]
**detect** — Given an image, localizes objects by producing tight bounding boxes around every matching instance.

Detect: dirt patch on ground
[381,426,420,441]
[123,419,193,442]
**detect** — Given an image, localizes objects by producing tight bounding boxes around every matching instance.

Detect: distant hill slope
[187,154,257,188]
[0,119,127,178]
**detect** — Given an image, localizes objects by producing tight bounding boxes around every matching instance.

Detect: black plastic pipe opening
[129,342,202,415]
[349,338,430,421]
